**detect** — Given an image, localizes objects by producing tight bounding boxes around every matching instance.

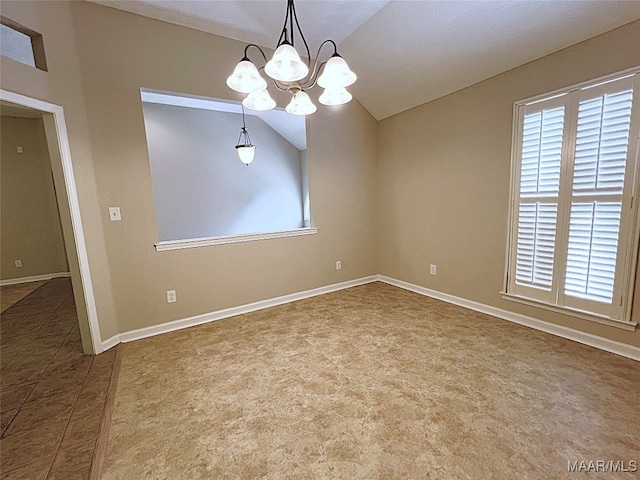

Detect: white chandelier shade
[225,59,267,94]
[226,0,357,116]
[319,86,352,106]
[264,43,309,82]
[286,91,317,115]
[242,88,277,111]
[317,55,357,89]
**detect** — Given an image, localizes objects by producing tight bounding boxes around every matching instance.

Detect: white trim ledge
[379,275,640,362]
[155,227,319,252]
[115,275,377,345]
[0,272,71,286]
[501,292,637,332]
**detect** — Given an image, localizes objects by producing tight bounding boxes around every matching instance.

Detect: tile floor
[0,281,46,314]
[0,278,117,479]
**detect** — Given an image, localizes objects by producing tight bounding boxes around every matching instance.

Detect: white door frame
[1,89,102,353]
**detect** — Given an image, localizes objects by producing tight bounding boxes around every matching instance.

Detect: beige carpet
[102,282,639,479]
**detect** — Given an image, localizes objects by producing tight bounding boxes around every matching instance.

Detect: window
[0,18,47,71]
[505,71,640,327]
[140,89,315,251]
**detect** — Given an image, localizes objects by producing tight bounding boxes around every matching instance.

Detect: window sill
[501,293,637,331]
[155,227,318,252]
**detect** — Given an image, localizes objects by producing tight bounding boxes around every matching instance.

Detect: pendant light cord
[241,103,247,130]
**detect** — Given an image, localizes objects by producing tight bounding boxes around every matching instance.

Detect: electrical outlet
[336,261,342,270]
[15,260,23,268]
[430,264,437,275]
[166,290,176,303]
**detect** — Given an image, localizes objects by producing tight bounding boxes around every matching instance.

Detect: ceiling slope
[87,0,640,120]
[341,1,640,119]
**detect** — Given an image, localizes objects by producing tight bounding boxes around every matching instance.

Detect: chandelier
[226,0,357,116]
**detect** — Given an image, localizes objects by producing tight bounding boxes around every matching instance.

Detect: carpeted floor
[0,278,117,479]
[102,282,639,479]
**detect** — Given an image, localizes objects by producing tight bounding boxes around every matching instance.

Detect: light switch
[109,207,121,221]
[17,146,23,154]
[166,290,176,303]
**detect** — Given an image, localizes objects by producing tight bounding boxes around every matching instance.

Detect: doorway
[0,89,101,353]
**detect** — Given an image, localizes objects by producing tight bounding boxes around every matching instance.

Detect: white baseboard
[0,272,71,286]
[100,334,121,353]
[97,273,639,361]
[378,275,640,362]
[102,276,379,349]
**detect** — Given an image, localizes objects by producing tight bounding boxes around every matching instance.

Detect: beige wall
[0,116,68,280]
[68,2,377,334]
[1,1,378,341]
[63,2,376,336]
[378,20,640,347]
[1,1,637,352]
[1,1,130,351]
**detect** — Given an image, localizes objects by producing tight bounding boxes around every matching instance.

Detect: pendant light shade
[264,43,309,82]
[286,91,317,116]
[317,55,357,89]
[235,105,255,165]
[319,86,352,106]
[236,145,256,165]
[226,59,267,94]
[243,88,276,111]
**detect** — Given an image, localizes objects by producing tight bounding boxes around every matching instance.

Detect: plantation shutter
[510,97,566,304]
[506,72,639,322]
[562,81,635,316]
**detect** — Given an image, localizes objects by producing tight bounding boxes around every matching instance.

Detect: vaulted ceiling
[88,0,640,120]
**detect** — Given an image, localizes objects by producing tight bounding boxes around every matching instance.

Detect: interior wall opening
[0,91,102,355]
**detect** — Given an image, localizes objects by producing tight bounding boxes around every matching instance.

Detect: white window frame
[503,68,640,331]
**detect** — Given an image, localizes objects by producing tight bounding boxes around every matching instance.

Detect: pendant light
[226,0,357,116]
[235,104,255,166]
